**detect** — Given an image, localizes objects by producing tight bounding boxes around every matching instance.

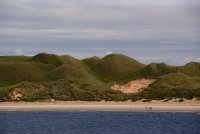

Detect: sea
[0,111,199,134]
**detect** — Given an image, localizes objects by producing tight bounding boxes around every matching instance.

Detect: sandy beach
[0,99,200,112]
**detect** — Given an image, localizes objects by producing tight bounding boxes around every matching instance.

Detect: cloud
[0,0,199,65]
[14,48,23,55]
[105,51,113,55]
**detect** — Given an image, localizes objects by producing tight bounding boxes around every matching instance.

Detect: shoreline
[0,105,200,112]
[0,100,200,112]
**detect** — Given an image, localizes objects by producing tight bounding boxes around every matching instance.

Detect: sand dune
[111,79,156,93]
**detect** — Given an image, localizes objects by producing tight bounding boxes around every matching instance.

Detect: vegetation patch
[140,73,200,99]
[82,54,144,83]
[0,80,134,101]
[28,53,64,66]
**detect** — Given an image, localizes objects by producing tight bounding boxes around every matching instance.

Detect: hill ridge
[0,53,200,101]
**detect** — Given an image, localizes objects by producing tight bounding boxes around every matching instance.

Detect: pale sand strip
[0,105,200,112]
[0,100,200,112]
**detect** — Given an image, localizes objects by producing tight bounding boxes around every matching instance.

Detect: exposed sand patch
[111,79,156,93]
[9,88,23,101]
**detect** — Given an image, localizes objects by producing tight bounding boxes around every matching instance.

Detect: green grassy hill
[82,54,145,83]
[0,56,30,63]
[0,62,55,87]
[28,53,64,66]
[139,62,200,78]
[140,73,200,99]
[0,53,200,101]
[140,63,178,77]
[178,62,200,76]
[0,53,100,87]
[0,80,130,101]
[49,55,101,83]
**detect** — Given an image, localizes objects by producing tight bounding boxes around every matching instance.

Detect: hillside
[140,73,200,99]
[0,56,30,63]
[0,53,200,101]
[48,55,100,83]
[28,53,64,66]
[140,63,178,77]
[178,62,200,76]
[0,62,55,87]
[0,80,130,101]
[0,53,100,87]
[82,54,145,83]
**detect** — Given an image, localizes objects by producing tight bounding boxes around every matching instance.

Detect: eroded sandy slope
[111,79,156,93]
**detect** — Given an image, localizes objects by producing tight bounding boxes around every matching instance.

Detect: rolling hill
[140,73,200,99]
[82,54,145,83]
[0,53,200,101]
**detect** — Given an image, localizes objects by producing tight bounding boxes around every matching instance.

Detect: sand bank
[0,100,200,112]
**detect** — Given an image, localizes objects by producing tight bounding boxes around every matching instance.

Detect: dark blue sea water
[0,111,200,134]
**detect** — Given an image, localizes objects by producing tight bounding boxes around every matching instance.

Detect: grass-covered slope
[0,53,200,101]
[49,55,101,83]
[140,73,200,99]
[1,53,199,88]
[82,54,145,83]
[178,62,200,76]
[0,53,66,87]
[0,80,130,101]
[28,53,64,66]
[141,63,178,77]
[82,54,200,83]
[0,62,55,87]
[0,53,100,87]
[140,62,200,78]
[0,56,30,63]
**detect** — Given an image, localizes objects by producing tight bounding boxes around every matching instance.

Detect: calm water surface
[0,111,200,134]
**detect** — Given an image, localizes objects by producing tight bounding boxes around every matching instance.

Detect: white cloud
[14,48,23,55]
[105,51,113,55]
[0,0,199,65]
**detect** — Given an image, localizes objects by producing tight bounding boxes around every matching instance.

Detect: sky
[0,0,200,65]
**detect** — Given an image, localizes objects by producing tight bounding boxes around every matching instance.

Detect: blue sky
[0,0,200,65]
